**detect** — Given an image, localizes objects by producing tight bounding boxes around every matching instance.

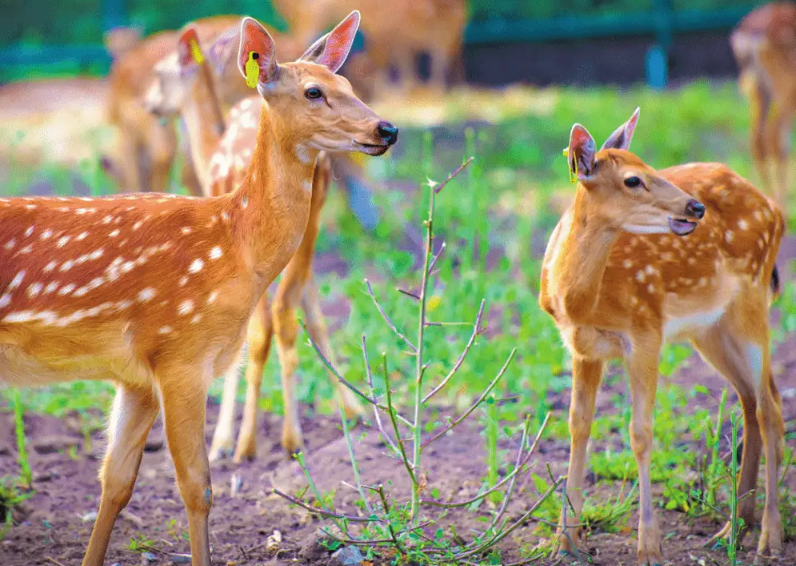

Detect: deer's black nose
[377,121,399,145]
[685,199,705,219]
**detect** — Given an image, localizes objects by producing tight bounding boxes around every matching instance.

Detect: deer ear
[299,10,360,73]
[177,25,203,69]
[568,124,597,182]
[238,17,279,88]
[601,107,640,151]
[207,26,240,76]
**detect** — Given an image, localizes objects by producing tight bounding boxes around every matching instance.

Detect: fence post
[646,0,673,89]
[103,0,127,31]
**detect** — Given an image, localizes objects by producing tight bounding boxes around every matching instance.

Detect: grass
[1,79,795,559]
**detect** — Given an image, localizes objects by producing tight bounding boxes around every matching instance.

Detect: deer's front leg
[626,343,663,566]
[558,357,603,555]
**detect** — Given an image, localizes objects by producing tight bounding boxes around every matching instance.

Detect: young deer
[143,22,386,459]
[0,12,396,566]
[540,109,785,564]
[731,2,796,205]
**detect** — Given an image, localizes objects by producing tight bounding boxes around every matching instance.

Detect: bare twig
[45,558,67,566]
[421,412,549,508]
[420,348,517,451]
[383,355,416,485]
[300,320,412,428]
[422,299,485,403]
[377,484,407,555]
[397,287,420,301]
[452,476,563,561]
[487,415,533,532]
[364,279,417,354]
[433,156,475,194]
[272,488,375,523]
[362,335,399,455]
[428,241,446,273]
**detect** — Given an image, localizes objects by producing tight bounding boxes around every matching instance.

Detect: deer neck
[181,64,227,192]
[554,188,621,323]
[229,100,317,282]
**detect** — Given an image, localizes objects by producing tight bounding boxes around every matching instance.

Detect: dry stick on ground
[275,157,559,561]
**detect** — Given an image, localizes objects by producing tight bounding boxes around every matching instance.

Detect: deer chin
[354,141,390,156]
[668,217,698,236]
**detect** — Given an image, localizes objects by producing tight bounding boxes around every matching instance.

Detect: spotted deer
[0,12,396,566]
[273,0,468,93]
[142,19,397,459]
[102,15,292,196]
[539,109,785,564]
[731,2,796,206]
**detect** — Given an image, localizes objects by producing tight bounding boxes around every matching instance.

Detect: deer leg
[233,293,274,462]
[82,384,159,566]
[208,350,245,462]
[692,323,763,545]
[159,371,213,566]
[558,357,603,555]
[626,341,663,566]
[749,77,772,195]
[116,130,144,193]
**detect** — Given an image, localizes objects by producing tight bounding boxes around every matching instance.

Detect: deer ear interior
[237,17,279,86]
[568,124,597,182]
[177,26,202,68]
[299,10,360,73]
[601,107,640,151]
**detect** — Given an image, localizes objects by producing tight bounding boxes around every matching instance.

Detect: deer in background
[273,0,468,94]
[142,19,393,458]
[0,12,396,566]
[102,15,250,196]
[731,2,796,206]
[540,109,785,564]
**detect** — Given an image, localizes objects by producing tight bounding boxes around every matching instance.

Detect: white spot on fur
[207,291,218,304]
[27,283,43,298]
[241,196,249,210]
[179,276,188,287]
[0,294,10,308]
[43,261,57,273]
[109,229,120,238]
[76,231,89,241]
[60,260,75,272]
[138,288,156,302]
[102,216,113,225]
[635,271,646,283]
[133,221,144,231]
[9,271,25,291]
[188,259,204,273]
[90,249,104,260]
[25,226,34,237]
[178,300,194,315]
[158,326,173,335]
[40,230,52,240]
[209,247,222,260]
[3,239,15,251]
[181,227,192,235]
[191,314,202,324]
[57,236,70,248]
[44,282,59,295]
[58,284,76,296]
[738,219,749,230]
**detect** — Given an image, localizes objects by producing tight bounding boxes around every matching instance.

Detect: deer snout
[685,199,705,219]
[377,121,399,145]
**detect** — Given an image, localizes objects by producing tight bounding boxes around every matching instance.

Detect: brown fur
[0,14,393,566]
[540,112,785,564]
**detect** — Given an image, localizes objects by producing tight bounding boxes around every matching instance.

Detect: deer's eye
[305,87,323,100]
[624,176,642,188]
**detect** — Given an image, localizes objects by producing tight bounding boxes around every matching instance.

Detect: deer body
[731,2,796,204]
[1,13,395,566]
[540,111,785,564]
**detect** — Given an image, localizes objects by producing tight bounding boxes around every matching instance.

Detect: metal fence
[0,0,773,86]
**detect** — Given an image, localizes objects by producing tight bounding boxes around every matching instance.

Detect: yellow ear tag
[189,39,204,64]
[245,52,259,89]
[563,147,578,184]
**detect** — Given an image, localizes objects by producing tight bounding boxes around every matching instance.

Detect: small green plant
[273,156,563,564]
[128,532,158,553]
[0,476,33,540]
[11,389,31,489]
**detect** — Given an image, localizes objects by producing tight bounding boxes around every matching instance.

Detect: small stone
[331,545,364,566]
[33,470,56,482]
[81,510,98,523]
[142,552,158,563]
[266,530,282,553]
[171,553,191,564]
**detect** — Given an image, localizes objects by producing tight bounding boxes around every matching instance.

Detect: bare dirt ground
[1,338,795,566]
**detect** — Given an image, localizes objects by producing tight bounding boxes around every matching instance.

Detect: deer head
[236,11,398,155]
[567,108,705,236]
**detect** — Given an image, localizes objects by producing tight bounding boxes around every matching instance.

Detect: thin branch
[452,476,563,561]
[362,335,399,455]
[300,320,413,428]
[422,299,485,403]
[397,288,420,301]
[421,412,549,508]
[487,415,532,532]
[421,348,517,451]
[377,484,406,555]
[428,241,446,272]
[272,488,376,523]
[364,279,417,354]
[433,156,475,194]
[383,355,417,485]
